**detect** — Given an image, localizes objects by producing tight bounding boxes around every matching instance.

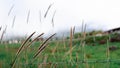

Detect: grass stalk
[39,10,42,23]
[51,10,56,27]
[0,26,7,44]
[24,33,44,49]
[63,46,76,59]
[32,33,56,62]
[62,34,66,49]
[52,41,59,55]
[106,39,110,68]
[10,32,35,68]
[0,26,2,31]
[44,4,53,18]
[27,10,30,24]
[8,4,14,16]
[12,16,16,28]
[70,27,73,59]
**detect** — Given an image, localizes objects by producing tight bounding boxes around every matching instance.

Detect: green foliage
[0,41,120,68]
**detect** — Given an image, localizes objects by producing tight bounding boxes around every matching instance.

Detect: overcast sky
[0,0,120,38]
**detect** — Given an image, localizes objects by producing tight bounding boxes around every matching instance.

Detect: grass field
[0,38,120,68]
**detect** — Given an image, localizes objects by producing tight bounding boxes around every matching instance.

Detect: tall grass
[32,33,56,60]
[10,32,35,68]
[10,33,56,68]
[69,27,73,62]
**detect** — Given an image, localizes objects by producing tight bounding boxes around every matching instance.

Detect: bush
[85,35,109,44]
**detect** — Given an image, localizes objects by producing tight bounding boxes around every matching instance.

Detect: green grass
[0,41,120,68]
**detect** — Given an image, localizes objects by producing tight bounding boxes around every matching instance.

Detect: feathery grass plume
[44,4,53,18]
[51,10,56,27]
[24,33,44,49]
[10,32,35,68]
[32,33,56,60]
[0,26,7,44]
[39,10,42,23]
[12,16,16,28]
[8,4,14,16]
[27,10,30,24]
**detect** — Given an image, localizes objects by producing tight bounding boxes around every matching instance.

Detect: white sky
[0,0,120,38]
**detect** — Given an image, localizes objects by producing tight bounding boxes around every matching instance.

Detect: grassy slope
[0,41,120,68]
